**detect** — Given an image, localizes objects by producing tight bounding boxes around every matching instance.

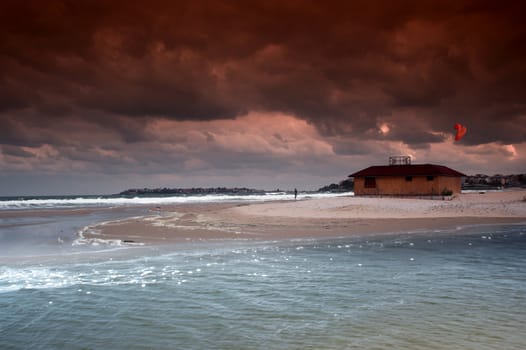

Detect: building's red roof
[350,164,466,178]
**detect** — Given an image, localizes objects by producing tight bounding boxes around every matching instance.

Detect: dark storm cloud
[0,144,33,158]
[0,115,54,147]
[1,0,525,148]
[388,128,446,147]
[331,139,376,156]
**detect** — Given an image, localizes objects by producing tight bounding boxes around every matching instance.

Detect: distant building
[350,159,466,196]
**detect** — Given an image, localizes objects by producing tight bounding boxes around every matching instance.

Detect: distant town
[462,173,526,189]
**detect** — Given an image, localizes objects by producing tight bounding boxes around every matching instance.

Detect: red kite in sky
[454,123,467,141]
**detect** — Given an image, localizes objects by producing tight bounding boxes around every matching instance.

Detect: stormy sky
[1,0,525,195]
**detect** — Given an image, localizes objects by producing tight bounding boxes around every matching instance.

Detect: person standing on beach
[294,188,298,200]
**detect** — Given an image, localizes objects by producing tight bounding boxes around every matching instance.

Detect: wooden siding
[354,175,462,196]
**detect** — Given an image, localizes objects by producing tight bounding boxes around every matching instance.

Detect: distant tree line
[119,187,266,196]
[318,179,354,192]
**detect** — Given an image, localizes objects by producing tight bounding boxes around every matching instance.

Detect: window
[427,176,434,181]
[364,177,376,188]
[405,176,413,182]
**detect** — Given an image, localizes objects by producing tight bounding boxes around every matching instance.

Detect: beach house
[350,157,466,196]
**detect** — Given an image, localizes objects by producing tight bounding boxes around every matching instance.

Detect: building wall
[436,176,462,195]
[354,176,462,196]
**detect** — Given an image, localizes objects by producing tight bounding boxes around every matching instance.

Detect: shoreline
[83,189,526,245]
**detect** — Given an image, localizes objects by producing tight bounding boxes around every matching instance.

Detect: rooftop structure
[350,164,466,178]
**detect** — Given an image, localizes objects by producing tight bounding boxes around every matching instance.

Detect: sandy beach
[80,189,526,245]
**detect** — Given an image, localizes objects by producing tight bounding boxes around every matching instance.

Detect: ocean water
[1,224,525,349]
[0,192,349,210]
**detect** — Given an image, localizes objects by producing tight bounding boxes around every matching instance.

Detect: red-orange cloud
[1,0,525,194]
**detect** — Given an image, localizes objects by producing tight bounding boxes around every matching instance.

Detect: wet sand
[83,190,526,244]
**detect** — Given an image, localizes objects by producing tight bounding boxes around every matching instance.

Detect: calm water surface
[1,224,525,349]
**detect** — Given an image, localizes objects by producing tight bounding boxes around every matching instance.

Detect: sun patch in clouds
[378,123,391,135]
[504,144,518,158]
